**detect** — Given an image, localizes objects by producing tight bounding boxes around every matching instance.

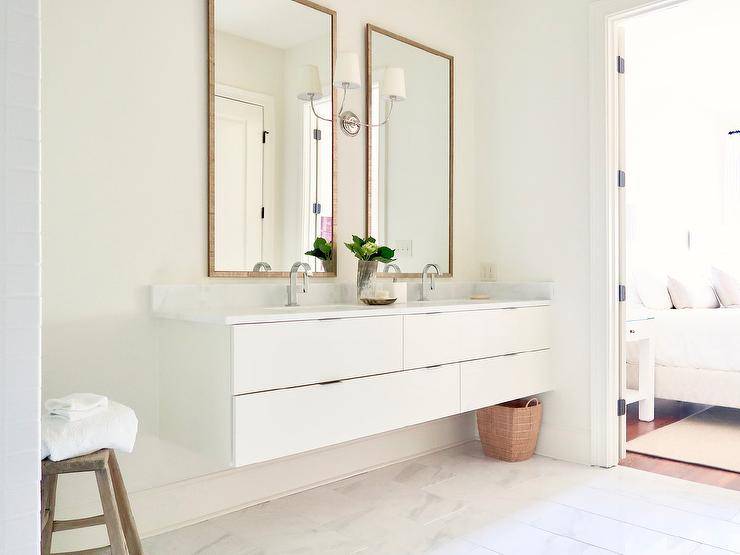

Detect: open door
[616,26,628,460]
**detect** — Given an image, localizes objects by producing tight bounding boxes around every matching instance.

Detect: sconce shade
[297,65,323,101]
[381,67,406,101]
[334,52,361,89]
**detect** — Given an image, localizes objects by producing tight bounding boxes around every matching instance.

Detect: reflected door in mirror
[215,95,266,270]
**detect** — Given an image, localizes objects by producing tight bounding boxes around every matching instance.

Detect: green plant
[344,235,396,263]
[305,237,332,261]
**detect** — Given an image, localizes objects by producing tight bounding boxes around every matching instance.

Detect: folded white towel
[41,401,138,461]
[46,393,109,421]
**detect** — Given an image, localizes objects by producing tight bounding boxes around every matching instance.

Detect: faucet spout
[420,263,441,301]
[252,261,272,272]
[288,262,312,306]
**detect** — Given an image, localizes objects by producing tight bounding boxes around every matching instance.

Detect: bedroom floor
[621,399,740,491]
[143,440,740,554]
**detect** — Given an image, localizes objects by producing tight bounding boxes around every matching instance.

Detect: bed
[627,308,740,409]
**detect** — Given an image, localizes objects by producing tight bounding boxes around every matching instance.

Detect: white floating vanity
[154,288,553,469]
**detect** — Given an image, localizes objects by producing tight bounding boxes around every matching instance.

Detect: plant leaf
[377,246,395,260]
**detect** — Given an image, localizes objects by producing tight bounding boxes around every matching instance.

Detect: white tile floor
[143,441,740,554]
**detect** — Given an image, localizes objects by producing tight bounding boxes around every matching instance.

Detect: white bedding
[628,309,740,372]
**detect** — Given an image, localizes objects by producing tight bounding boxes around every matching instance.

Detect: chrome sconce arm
[306,86,397,137]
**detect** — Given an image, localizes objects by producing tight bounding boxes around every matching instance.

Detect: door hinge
[312,202,321,215]
[617,56,625,74]
[617,398,626,416]
[313,129,322,141]
[618,170,626,188]
[260,206,265,219]
[262,130,270,144]
[618,284,626,302]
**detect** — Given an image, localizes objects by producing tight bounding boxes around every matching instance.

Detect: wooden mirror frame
[365,24,454,278]
[208,0,338,278]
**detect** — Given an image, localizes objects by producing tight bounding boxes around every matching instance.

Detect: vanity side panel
[157,319,233,467]
[404,306,551,369]
[232,315,404,393]
[233,363,460,466]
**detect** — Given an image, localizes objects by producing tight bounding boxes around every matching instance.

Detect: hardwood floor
[620,398,740,491]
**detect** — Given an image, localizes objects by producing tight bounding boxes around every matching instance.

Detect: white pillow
[711,266,740,307]
[634,272,673,310]
[666,274,719,309]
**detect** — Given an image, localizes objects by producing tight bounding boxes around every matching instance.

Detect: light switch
[394,239,412,257]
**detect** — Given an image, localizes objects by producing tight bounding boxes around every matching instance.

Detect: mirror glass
[210,0,335,276]
[367,26,453,276]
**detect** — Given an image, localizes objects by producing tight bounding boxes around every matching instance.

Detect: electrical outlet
[394,239,412,257]
[480,262,498,281]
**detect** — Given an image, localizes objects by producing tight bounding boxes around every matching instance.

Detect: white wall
[0,0,41,552]
[473,0,594,463]
[41,0,479,437]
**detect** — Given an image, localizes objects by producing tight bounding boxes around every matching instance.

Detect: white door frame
[589,0,688,467]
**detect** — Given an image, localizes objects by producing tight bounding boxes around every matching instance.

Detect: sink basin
[261,303,360,312]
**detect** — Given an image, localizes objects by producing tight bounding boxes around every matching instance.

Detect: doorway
[594,0,740,488]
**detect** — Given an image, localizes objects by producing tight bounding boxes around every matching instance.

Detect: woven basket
[476,398,542,462]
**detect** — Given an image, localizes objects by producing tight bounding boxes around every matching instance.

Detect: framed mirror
[366,25,453,277]
[208,0,336,277]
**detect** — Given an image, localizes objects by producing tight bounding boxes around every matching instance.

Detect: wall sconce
[297,53,406,137]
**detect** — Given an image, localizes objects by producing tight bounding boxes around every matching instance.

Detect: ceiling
[215,0,329,50]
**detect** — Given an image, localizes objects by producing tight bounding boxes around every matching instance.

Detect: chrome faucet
[384,263,401,274]
[287,262,312,306]
[420,263,441,301]
[253,262,272,272]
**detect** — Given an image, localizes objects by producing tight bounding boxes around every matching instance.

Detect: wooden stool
[41,449,143,555]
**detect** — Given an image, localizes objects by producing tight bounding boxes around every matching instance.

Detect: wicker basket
[476,398,542,462]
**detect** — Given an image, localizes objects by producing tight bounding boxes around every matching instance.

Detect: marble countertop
[154,298,552,325]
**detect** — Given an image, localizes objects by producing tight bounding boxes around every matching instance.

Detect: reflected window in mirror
[366,26,453,277]
[209,0,336,277]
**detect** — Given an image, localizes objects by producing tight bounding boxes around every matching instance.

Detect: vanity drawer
[460,350,551,412]
[404,306,551,369]
[232,315,403,394]
[233,364,460,466]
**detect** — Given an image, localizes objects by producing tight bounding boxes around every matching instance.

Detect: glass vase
[356,259,379,302]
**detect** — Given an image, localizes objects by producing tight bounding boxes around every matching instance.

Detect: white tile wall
[0,0,41,553]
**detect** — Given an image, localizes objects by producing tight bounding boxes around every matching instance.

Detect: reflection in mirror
[367,26,453,276]
[210,0,336,276]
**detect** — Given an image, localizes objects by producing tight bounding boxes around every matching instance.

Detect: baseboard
[51,413,476,552]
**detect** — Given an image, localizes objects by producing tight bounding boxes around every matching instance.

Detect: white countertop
[154,298,552,325]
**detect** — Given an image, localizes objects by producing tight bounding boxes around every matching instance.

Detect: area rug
[626,406,740,472]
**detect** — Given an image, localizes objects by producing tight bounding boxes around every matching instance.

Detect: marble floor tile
[508,499,699,553]
[583,466,740,521]
[692,545,740,555]
[256,485,376,527]
[462,516,612,554]
[544,484,740,552]
[378,460,457,489]
[145,441,740,555]
[142,520,256,555]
